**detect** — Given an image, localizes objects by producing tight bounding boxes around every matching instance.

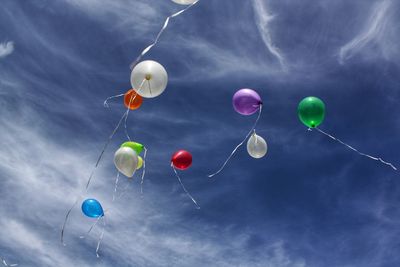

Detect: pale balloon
[172,0,197,5]
[247,133,267,159]
[130,60,168,98]
[114,147,139,177]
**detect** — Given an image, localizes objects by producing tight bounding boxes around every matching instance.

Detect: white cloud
[252,0,287,71]
[0,41,14,58]
[338,0,396,64]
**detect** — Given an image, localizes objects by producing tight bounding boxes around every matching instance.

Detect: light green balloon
[121,141,144,155]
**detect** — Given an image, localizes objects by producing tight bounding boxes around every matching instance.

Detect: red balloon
[171,150,192,170]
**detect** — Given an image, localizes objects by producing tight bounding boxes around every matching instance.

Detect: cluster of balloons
[62,0,399,259]
[74,0,200,242]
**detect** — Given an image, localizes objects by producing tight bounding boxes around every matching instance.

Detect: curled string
[95,217,106,258]
[103,93,125,108]
[61,197,81,245]
[112,171,120,202]
[208,104,263,178]
[171,164,200,209]
[314,127,397,171]
[129,0,200,70]
[1,257,17,267]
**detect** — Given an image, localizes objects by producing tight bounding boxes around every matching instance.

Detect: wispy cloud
[0,41,14,58]
[252,0,287,71]
[338,0,393,64]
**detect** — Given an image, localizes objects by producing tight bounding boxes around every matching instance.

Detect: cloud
[338,0,396,64]
[0,41,14,58]
[252,0,287,71]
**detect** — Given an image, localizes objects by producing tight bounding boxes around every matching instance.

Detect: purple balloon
[232,89,262,115]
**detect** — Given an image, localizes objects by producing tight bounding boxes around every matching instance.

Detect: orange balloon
[124,89,143,110]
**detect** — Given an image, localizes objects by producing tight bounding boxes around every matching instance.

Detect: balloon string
[103,93,125,108]
[129,0,200,70]
[124,78,146,141]
[208,104,263,178]
[1,257,17,267]
[95,216,106,258]
[61,196,82,245]
[314,127,397,171]
[147,80,153,97]
[79,216,102,239]
[140,147,148,196]
[112,171,120,202]
[171,164,200,209]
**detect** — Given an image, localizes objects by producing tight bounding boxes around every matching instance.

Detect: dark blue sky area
[0,0,400,266]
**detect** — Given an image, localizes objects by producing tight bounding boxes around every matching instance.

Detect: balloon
[233,88,262,115]
[298,96,325,128]
[130,60,168,98]
[171,150,192,170]
[81,199,104,218]
[114,147,138,177]
[172,0,197,4]
[247,133,267,158]
[121,141,144,155]
[137,156,143,170]
[124,89,143,110]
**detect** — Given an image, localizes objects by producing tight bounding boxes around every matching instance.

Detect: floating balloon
[247,132,267,158]
[124,89,143,110]
[81,199,104,218]
[233,88,262,115]
[121,141,144,155]
[171,150,192,170]
[300,96,397,171]
[137,156,143,170]
[209,89,263,177]
[297,96,325,128]
[114,147,138,177]
[170,150,199,209]
[172,0,197,4]
[131,60,168,98]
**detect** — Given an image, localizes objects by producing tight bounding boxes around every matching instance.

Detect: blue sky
[1,0,400,266]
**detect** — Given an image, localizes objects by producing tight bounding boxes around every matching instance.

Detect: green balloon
[297,96,325,128]
[121,141,144,154]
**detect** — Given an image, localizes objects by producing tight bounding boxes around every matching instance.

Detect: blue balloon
[81,199,104,218]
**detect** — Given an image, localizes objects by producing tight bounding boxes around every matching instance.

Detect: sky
[1,0,400,266]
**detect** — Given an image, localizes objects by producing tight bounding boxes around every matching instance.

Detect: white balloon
[114,147,139,177]
[247,133,267,159]
[130,60,168,98]
[172,0,197,5]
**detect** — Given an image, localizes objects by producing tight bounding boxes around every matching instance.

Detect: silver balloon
[130,60,168,98]
[172,0,197,4]
[114,147,139,177]
[247,133,267,159]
